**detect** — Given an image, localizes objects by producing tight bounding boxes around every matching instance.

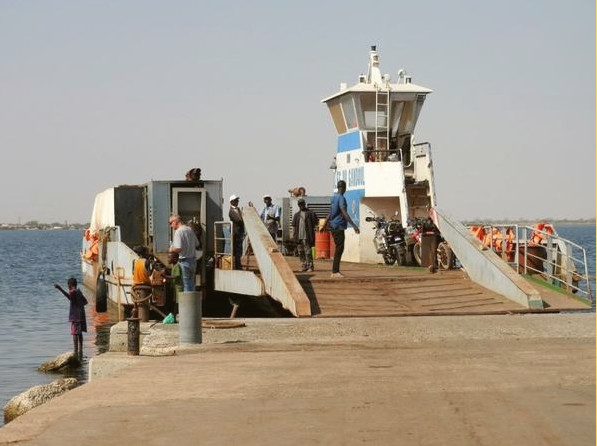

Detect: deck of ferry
[241,256,590,317]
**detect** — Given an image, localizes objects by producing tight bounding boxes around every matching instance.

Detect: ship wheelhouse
[322,46,436,263]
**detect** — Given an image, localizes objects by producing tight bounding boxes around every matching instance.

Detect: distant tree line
[0,221,89,230]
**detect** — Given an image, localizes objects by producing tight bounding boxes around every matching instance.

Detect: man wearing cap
[168,214,200,291]
[292,198,318,272]
[228,195,244,270]
[260,195,281,241]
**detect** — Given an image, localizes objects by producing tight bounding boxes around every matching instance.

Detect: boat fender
[96,273,108,313]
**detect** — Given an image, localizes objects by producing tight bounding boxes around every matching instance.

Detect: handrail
[466,224,593,307]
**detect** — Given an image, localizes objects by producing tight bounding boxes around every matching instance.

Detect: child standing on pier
[164,252,182,302]
[54,278,88,359]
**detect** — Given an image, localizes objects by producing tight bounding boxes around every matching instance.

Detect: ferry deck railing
[467,224,593,309]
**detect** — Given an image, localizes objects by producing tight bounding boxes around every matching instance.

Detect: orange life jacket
[530,222,554,245]
[133,258,151,285]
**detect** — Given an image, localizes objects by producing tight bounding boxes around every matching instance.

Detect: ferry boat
[81,47,592,318]
[319,46,592,304]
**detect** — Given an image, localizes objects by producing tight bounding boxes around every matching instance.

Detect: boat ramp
[214,207,591,318]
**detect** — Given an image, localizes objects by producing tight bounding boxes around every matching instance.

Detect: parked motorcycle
[405,217,439,267]
[365,214,407,266]
[405,217,455,269]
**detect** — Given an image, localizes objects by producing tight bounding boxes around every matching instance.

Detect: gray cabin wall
[114,186,145,249]
[203,180,223,253]
[147,182,172,253]
[148,180,223,255]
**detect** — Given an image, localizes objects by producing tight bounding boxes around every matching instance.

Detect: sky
[0,0,594,224]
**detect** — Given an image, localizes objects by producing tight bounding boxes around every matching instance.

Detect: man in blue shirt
[321,180,360,278]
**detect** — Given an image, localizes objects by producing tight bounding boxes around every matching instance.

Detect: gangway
[212,207,589,317]
[429,208,595,310]
[214,207,311,317]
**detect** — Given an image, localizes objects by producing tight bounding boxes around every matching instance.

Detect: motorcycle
[405,217,455,269]
[365,214,407,266]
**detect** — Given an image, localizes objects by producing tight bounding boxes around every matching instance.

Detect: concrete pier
[0,314,594,445]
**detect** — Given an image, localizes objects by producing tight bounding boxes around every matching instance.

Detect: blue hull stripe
[337,131,362,153]
[344,188,365,226]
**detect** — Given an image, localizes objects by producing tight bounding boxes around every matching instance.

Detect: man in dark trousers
[292,198,318,272]
[321,180,360,278]
[228,194,245,270]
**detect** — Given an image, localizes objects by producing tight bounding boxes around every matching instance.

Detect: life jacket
[530,222,554,245]
[132,258,151,285]
[469,226,486,242]
[83,239,99,261]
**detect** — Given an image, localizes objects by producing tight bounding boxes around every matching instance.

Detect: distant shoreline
[0,219,594,232]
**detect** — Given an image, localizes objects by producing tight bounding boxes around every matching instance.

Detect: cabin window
[341,97,358,130]
[328,102,347,134]
[360,94,377,128]
[391,101,404,135]
[398,101,415,134]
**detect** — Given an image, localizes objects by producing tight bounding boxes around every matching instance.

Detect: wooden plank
[420,297,497,308]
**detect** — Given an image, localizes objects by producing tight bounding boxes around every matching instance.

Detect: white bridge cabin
[322,45,436,264]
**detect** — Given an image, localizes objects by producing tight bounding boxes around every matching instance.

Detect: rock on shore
[38,351,80,372]
[3,378,78,424]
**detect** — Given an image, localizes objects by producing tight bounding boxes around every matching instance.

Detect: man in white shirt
[260,195,281,241]
[168,214,199,291]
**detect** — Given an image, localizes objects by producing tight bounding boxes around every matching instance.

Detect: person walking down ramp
[293,198,318,272]
[321,180,360,278]
[54,278,88,359]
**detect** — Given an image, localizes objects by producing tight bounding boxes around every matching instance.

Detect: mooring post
[178,291,202,344]
[127,317,140,356]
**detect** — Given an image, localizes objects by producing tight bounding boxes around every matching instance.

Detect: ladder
[375,87,390,159]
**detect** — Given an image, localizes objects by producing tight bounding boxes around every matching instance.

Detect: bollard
[178,291,202,344]
[127,317,140,355]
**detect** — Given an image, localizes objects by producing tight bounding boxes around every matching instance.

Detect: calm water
[0,230,114,426]
[0,226,594,426]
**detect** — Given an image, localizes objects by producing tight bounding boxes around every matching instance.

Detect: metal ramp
[430,208,545,309]
[214,207,311,317]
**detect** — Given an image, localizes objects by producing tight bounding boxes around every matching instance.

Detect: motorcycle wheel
[413,244,422,267]
[383,254,396,265]
[396,250,407,266]
[437,241,454,270]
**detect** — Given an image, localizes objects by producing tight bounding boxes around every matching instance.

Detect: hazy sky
[0,0,594,223]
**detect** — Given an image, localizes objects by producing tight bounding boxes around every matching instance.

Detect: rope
[131,284,153,304]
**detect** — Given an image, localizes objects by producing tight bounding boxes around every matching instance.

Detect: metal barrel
[178,291,202,344]
[127,317,140,355]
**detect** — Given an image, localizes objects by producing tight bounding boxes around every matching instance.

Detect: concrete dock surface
[0,313,594,445]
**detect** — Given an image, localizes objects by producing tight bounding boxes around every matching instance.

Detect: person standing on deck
[260,194,281,241]
[228,195,245,270]
[292,198,318,272]
[169,214,199,292]
[321,180,360,278]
